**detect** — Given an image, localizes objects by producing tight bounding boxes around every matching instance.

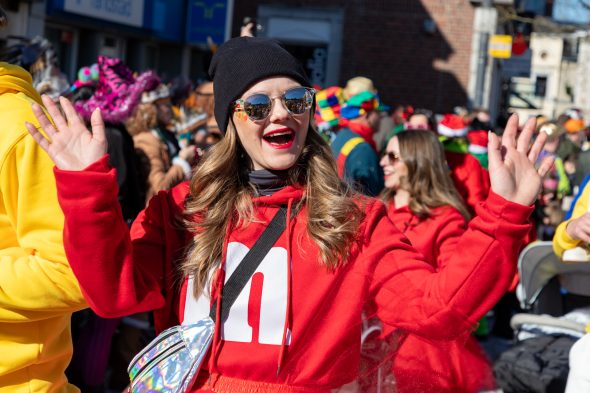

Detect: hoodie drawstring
[277,199,294,375]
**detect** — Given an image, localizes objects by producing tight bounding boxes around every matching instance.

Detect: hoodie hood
[0,62,42,104]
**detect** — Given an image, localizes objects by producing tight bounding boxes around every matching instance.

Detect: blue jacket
[331,128,384,196]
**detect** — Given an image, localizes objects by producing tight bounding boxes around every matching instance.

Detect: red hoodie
[55,155,531,392]
[386,205,466,267]
[386,204,496,393]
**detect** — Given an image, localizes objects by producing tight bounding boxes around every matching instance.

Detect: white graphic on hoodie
[183,242,290,345]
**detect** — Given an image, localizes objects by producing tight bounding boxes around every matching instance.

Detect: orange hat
[565,118,585,133]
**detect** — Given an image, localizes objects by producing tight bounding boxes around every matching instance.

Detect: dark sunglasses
[233,87,316,121]
[383,151,401,163]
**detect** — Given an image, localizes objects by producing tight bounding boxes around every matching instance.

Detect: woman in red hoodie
[380,130,496,392]
[26,37,551,392]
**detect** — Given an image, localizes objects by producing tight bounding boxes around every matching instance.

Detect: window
[563,38,579,62]
[535,75,548,97]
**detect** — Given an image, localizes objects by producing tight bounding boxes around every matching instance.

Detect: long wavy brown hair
[183,120,365,297]
[381,130,470,221]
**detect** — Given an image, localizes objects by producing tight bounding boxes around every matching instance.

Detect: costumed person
[314,86,345,143]
[557,108,586,161]
[445,115,512,337]
[2,36,70,100]
[170,76,208,148]
[383,108,435,148]
[438,113,490,215]
[74,55,154,223]
[404,108,435,131]
[0,10,86,391]
[69,63,99,98]
[385,105,415,141]
[126,84,198,206]
[467,129,489,169]
[170,75,194,120]
[331,77,387,196]
[562,113,586,188]
[27,36,552,392]
[379,130,495,393]
[535,121,570,240]
[148,83,183,161]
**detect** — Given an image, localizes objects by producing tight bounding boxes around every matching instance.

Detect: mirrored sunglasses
[233,87,316,121]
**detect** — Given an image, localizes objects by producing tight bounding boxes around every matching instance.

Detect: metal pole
[0,4,7,30]
[474,0,493,108]
[224,0,235,41]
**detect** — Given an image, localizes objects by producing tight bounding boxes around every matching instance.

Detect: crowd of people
[2,4,590,392]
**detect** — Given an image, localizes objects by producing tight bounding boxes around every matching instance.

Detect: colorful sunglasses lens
[242,88,313,120]
[243,94,272,120]
[283,87,313,114]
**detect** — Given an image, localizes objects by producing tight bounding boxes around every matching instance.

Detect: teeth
[265,132,292,137]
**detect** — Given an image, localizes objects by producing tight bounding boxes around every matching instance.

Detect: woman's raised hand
[25,95,107,171]
[488,114,553,206]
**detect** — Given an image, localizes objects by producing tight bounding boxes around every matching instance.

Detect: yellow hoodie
[0,63,86,392]
[553,182,590,257]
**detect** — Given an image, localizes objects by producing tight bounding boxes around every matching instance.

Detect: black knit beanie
[208,37,311,133]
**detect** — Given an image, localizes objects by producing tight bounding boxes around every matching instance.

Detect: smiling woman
[380,130,469,221]
[26,36,552,392]
[379,130,495,392]
[231,78,311,171]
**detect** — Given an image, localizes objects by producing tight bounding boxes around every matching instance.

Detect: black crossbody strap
[209,206,289,322]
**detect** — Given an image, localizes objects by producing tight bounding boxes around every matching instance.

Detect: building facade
[3,0,499,116]
[1,0,234,83]
[232,0,479,114]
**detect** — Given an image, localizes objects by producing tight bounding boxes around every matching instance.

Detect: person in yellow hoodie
[553,179,590,258]
[552,179,590,392]
[0,14,86,391]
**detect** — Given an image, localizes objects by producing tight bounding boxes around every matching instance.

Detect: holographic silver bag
[127,317,215,393]
[127,207,288,393]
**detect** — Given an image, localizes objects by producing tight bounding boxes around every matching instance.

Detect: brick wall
[232,0,475,114]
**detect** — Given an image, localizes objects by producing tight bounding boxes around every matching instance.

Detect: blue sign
[186,0,230,46]
[144,0,184,41]
[553,0,590,25]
